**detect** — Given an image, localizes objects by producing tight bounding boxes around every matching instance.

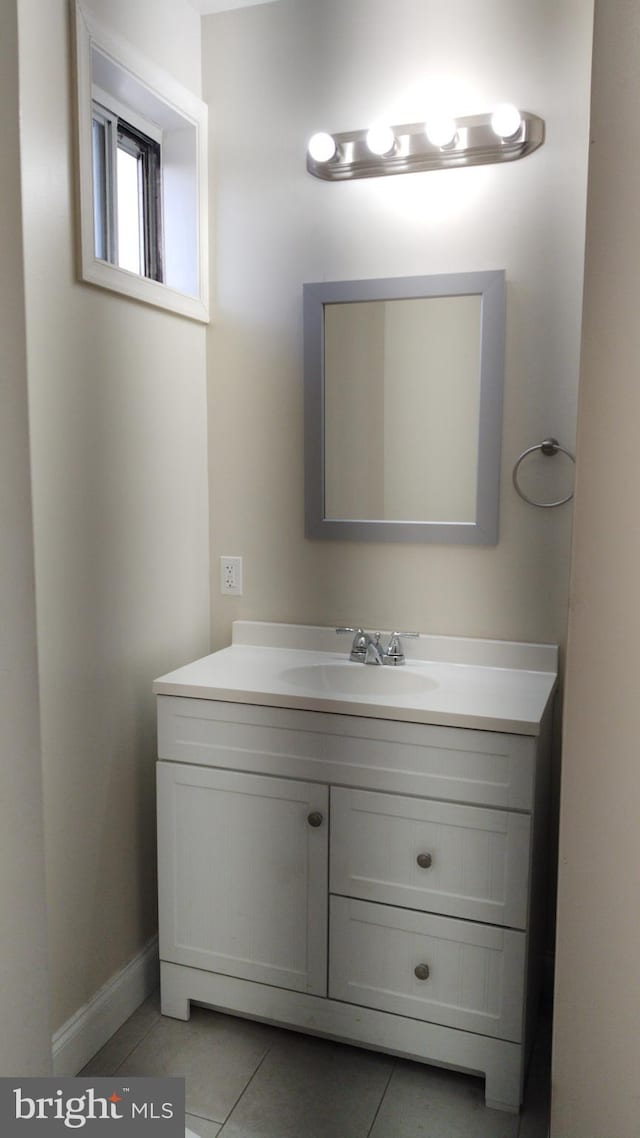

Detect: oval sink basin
[280,663,437,698]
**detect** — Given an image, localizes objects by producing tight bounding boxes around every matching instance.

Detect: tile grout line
[215,1035,279,1134]
[365,1058,398,1138]
[185,1107,225,1124]
[110,1006,165,1077]
[185,1108,225,1134]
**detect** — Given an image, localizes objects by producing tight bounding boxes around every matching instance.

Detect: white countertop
[154,622,558,736]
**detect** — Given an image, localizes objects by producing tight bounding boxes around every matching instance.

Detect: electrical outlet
[220,555,243,596]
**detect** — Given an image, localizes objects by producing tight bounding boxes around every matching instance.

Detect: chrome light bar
[306,110,545,182]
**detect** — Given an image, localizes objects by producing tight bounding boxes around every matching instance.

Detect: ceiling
[188,0,282,13]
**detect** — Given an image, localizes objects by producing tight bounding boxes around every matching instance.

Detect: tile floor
[81,992,551,1137]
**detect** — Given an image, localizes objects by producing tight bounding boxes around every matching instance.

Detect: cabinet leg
[485,1096,519,1114]
[161,990,190,1020]
[161,991,190,1020]
[484,1052,522,1113]
[160,963,191,1020]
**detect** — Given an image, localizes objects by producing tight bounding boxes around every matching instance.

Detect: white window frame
[91,101,117,264]
[72,1,209,323]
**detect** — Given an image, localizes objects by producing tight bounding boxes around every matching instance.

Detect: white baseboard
[52,936,159,1076]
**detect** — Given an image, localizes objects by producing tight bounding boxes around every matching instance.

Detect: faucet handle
[336,627,368,663]
[384,630,419,666]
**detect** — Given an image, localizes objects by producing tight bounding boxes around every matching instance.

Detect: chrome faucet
[335,627,372,663]
[383,631,419,666]
[336,628,419,665]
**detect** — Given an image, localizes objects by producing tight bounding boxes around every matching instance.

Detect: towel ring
[512,438,575,508]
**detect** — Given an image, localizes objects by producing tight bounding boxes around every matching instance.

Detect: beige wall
[205,0,592,651]
[18,0,210,1032]
[0,0,52,1075]
[552,2,640,1133]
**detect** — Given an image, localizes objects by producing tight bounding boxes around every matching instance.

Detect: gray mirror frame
[303,270,505,544]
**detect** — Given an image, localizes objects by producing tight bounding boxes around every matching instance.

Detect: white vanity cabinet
[156,690,552,1113]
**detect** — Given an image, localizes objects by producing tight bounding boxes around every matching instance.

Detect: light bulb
[365,123,396,156]
[308,132,337,163]
[425,115,457,149]
[490,103,522,139]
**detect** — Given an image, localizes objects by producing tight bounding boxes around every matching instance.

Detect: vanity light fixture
[490,102,523,139]
[365,123,397,156]
[424,115,458,149]
[306,106,544,181]
[308,131,338,163]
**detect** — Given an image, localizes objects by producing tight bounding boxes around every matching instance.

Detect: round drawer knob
[307,811,323,828]
[417,852,433,869]
[414,963,430,981]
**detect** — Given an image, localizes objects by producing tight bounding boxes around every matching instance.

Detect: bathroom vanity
[154,622,557,1112]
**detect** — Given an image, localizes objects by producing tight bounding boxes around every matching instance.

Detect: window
[73,1,209,323]
[92,94,163,282]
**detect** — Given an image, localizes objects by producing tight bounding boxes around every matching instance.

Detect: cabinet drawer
[330,788,531,928]
[329,897,525,1042]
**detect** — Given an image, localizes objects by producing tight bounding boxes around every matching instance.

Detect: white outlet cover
[220,556,243,595]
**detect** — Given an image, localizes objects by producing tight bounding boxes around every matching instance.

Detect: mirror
[303,271,505,543]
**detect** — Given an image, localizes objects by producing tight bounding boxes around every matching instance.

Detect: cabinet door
[157,763,328,995]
